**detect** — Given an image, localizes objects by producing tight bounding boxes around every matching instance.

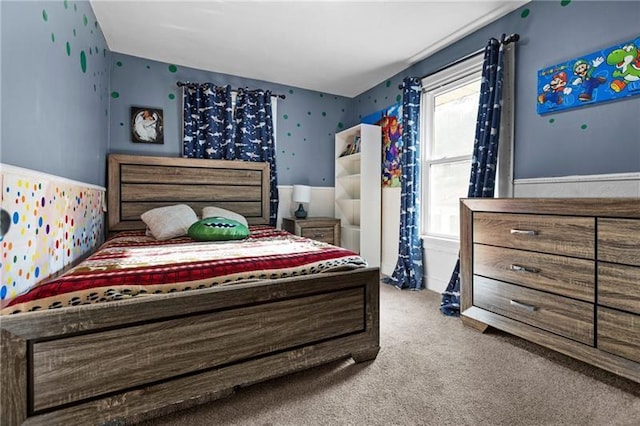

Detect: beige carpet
[142,283,640,426]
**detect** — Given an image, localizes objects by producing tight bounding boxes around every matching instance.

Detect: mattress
[2,226,367,315]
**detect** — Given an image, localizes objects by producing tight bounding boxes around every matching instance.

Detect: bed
[0,154,380,425]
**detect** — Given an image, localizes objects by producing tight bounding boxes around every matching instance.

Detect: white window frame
[420,44,514,241]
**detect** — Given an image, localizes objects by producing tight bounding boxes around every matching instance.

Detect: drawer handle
[313,233,325,238]
[510,264,540,274]
[510,299,537,312]
[510,229,538,236]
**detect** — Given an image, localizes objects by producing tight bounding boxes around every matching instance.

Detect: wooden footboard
[0,268,379,425]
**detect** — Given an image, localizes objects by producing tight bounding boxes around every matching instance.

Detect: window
[421,55,483,239]
[421,47,514,240]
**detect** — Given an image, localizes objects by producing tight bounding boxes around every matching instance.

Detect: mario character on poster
[537,36,640,114]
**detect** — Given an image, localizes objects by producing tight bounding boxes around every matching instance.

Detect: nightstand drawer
[598,218,640,266]
[598,307,640,363]
[473,276,594,345]
[301,227,335,245]
[474,244,595,302]
[598,263,640,315]
[474,213,594,258]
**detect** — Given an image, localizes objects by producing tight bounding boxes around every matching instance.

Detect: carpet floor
[142,282,640,426]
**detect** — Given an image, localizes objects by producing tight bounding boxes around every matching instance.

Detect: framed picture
[131,106,164,144]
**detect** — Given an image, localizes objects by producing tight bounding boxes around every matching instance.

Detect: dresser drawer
[474,213,594,258]
[473,276,594,345]
[598,307,640,363]
[474,244,595,302]
[598,262,640,315]
[598,218,640,266]
[301,227,335,245]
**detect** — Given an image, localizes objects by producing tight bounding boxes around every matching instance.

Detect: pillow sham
[188,217,250,241]
[140,204,199,240]
[202,206,248,227]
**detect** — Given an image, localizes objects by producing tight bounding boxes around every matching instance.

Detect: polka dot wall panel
[1,168,104,303]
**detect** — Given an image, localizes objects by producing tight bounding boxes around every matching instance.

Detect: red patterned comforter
[2,226,367,315]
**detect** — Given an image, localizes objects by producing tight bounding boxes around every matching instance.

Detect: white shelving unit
[334,123,381,267]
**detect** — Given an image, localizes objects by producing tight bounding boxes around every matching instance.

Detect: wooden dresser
[460,198,640,383]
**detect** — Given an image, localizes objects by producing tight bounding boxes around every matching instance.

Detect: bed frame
[1,154,380,425]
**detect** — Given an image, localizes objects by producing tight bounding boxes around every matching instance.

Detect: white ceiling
[91,1,526,97]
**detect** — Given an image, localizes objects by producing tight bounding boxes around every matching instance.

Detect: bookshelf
[334,123,381,267]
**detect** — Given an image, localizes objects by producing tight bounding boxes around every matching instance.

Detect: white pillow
[141,204,199,240]
[202,206,248,227]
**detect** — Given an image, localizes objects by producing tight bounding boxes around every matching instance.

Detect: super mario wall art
[537,36,640,114]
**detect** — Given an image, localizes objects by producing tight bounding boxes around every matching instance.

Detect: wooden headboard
[108,154,270,232]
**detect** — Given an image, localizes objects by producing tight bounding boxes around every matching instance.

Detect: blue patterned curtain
[183,84,234,159]
[233,89,278,226]
[386,77,424,290]
[440,36,506,316]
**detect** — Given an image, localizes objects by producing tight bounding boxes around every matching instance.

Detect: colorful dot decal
[386,80,391,87]
[42,9,48,22]
[396,94,402,102]
[289,89,294,94]
[116,61,123,67]
[64,0,68,9]
[337,122,344,129]
[521,8,530,18]
[111,91,120,98]
[549,118,555,123]
[168,64,178,73]
[561,0,571,6]
[283,114,288,119]
[120,122,124,126]
[83,14,88,26]
[168,93,175,100]
[581,124,588,130]
[2,171,104,301]
[66,41,71,56]
[51,33,55,43]
[322,112,327,116]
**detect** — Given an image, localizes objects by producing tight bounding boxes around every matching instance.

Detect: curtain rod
[398,33,520,90]
[176,81,286,99]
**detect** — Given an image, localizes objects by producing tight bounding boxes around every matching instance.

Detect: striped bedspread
[2,226,367,315]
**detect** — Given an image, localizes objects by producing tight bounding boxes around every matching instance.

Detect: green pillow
[188,217,250,241]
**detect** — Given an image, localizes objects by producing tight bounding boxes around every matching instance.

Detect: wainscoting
[513,173,640,198]
[276,186,335,230]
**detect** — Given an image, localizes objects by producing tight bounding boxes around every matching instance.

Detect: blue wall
[109,54,352,186]
[1,0,110,186]
[2,1,638,188]
[352,0,640,179]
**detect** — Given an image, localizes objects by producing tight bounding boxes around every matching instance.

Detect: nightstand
[282,217,341,246]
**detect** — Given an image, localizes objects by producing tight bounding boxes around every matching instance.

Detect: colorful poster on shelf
[536,36,640,114]
[362,103,402,187]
